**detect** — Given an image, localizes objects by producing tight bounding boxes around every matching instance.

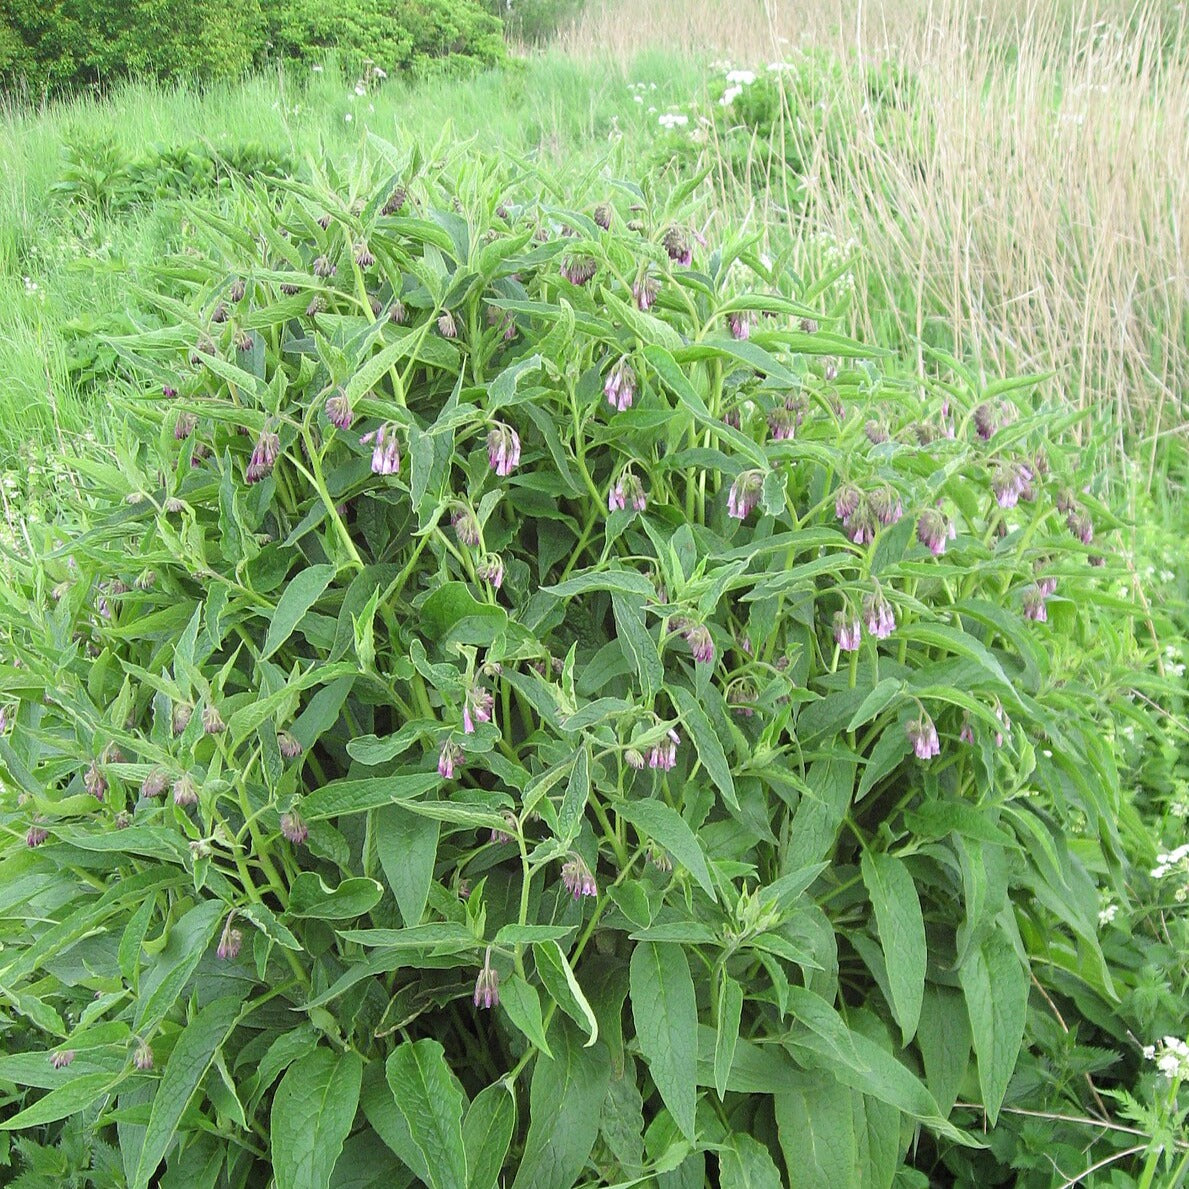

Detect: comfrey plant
[0,144,1147,1187]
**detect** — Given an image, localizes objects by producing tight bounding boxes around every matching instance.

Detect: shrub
[261,0,505,78]
[0,145,1161,1185]
[0,0,264,93]
[479,0,587,45]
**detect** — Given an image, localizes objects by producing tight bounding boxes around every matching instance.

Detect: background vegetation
[1,1,1187,1186]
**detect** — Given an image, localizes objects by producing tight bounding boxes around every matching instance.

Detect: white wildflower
[658,112,688,129]
[726,69,756,85]
[720,85,743,106]
[1097,902,1118,927]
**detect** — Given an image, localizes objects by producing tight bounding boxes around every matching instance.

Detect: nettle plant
[0,148,1146,1187]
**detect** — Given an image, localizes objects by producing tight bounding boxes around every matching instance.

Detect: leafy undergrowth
[0,142,1183,1187]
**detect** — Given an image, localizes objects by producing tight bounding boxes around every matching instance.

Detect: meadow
[0,1,1187,1185]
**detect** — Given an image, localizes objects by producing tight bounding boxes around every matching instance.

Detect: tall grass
[566,0,1189,472]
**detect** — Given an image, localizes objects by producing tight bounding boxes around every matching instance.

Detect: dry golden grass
[563,1,1189,456]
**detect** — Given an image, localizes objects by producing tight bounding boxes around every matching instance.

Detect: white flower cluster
[1097,901,1118,927]
[1151,842,1189,901]
[1164,644,1186,679]
[720,67,757,108]
[1143,1036,1189,1081]
[657,112,688,129]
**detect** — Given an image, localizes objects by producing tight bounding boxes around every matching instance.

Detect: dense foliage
[0,139,1177,1186]
[0,0,504,94]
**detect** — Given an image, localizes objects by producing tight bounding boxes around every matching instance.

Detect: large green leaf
[376,803,439,926]
[132,997,241,1189]
[463,1083,516,1189]
[670,685,737,810]
[286,872,384,920]
[774,1071,859,1189]
[262,564,337,659]
[860,852,926,1045]
[959,929,1028,1125]
[615,798,715,900]
[533,941,598,1046]
[384,1040,469,1189]
[511,1019,610,1189]
[630,941,698,1141]
[271,1047,363,1189]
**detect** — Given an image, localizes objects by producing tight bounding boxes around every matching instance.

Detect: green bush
[0,143,1172,1185]
[261,0,505,77]
[479,0,587,45]
[0,0,263,93]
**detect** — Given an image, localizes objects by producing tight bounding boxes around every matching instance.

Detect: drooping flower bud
[684,623,715,665]
[869,487,903,526]
[216,918,242,960]
[593,203,612,230]
[325,390,354,430]
[604,358,637,412]
[833,611,861,652]
[1022,585,1048,622]
[133,1042,154,1071]
[280,810,309,845]
[202,705,226,735]
[624,747,646,770]
[799,317,819,334]
[648,728,680,771]
[477,554,505,589]
[727,470,764,521]
[561,255,598,285]
[174,412,197,441]
[278,731,303,760]
[361,423,401,475]
[245,430,279,484]
[662,226,692,266]
[633,276,660,311]
[561,855,598,899]
[211,301,229,324]
[26,823,49,848]
[438,740,464,779]
[172,775,198,806]
[973,402,998,440]
[354,242,375,268]
[916,508,952,556]
[862,592,896,639]
[835,484,862,526]
[608,471,646,513]
[473,947,500,1009]
[50,1050,75,1069]
[437,310,458,338]
[84,759,107,801]
[229,279,246,303]
[451,507,481,547]
[388,299,407,324]
[906,714,941,760]
[382,186,407,215]
[313,255,336,278]
[727,311,753,340]
[865,420,889,445]
[486,422,521,476]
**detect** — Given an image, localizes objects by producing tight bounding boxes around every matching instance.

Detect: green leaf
[533,941,598,1046]
[610,592,663,703]
[376,803,440,927]
[239,902,302,950]
[135,899,225,1033]
[463,1083,516,1189]
[775,1071,859,1189]
[262,564,336,659]
[917,984,972,1115]
[860,852,926,1045]
[0,1072,116,1131]
[420,582,508,646]
[557,745,590,847]
[334,924,476,951]
[542,569,656,599]
[287,873,384,920]
[300,773,440,820]
[511,1019,610,1189]
[131,996,241,1188]
[498,974,553,1058]
[959,930,1028,1126]
[670,685,737,810]
[385,1040,469,1189]
[719,1135,784,1189]
[714,970,744,1101]
[846,679,903,731]
[616,798,716,900]
[271,1047,364,1189]
[630,941,698,1141]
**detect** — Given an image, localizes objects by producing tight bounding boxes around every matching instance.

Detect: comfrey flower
[477,554,504,589]
[278,731,303,759]
[216,917,242,961]
[992,461,1031,508]
[84,760,107,801]
[727,470,764,521]
[959,715,976,745]
[245,430,280,484]
[633,276,659,310]
[684,623,715,665]
[648,728,681,770]
[449,506,480,547]
[835,484,862,526]
[325,390,354,430]
[313,255,336,278]
[834,612,861,652]
[662,226,692,266]
[561,255,597,285]
[608,471,647,513]
[870,487,904,526]
[604,358,637,411]
[141,768,169,798]
[917,508,953,556]
[865,420,890,445]
[202,705,226,735]
[1022,585,1048,622]
[474,948,500,1009]
[490,811,518,846]
[361,422,401,475]
[174,412,197,441]
[847,504,878,546]
[463,685,494,734]
[26,823,49,848]
[438,740,464,780]
[486,423,521,476]
[973,402,998,440]
[354,242,375,268]
[906,714,941,760]
[863,592,896,639]
[280,810,309,845]
[728,678,757,717]
[727,311,753,340]
[51,1050,75,1069]
[561,855,598,899]
[767,407,799,441]
[437,310,458,338]
[133,1042,154,1071]
[172,775,198,807]
[1067,509,1094,545]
